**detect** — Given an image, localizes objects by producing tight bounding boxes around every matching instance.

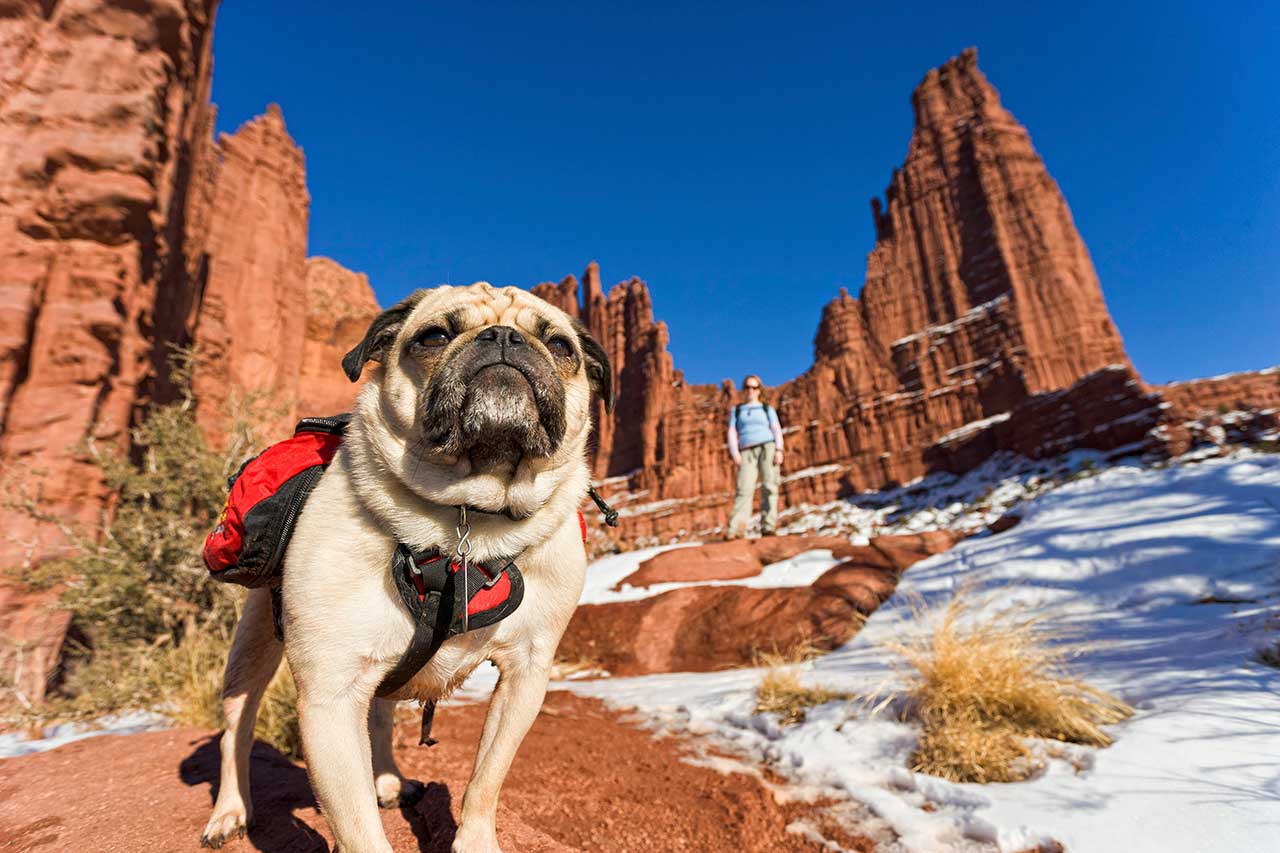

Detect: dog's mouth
[420,333,567,466]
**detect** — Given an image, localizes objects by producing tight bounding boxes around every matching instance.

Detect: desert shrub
[9,348,298,733]
[754,644,850,726]
[887,594,1132,783]
[26,349,250,646]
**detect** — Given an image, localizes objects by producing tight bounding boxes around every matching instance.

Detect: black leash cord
[587,485,619,527]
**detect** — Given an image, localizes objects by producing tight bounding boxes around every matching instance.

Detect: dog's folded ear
[342,292,425,382]
[573,319,614,413]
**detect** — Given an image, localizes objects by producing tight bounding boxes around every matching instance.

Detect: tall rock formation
[0,3,375,568]
[564,50,1174,542]
[190,105,310,436]
[864,48,1129,393]
[0,0,220,565]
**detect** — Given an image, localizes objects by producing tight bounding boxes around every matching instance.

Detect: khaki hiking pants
[729,441,779,536]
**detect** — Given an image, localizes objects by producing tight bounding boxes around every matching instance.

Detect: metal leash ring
[454,506,472,632]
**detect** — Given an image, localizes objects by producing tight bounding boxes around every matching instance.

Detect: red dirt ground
[0,692,875,852]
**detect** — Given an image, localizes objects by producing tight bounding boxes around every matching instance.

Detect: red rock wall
[1156,368,1280,417]
[0,0,220,566]
[1,23,1275,569]
[191,105,310,437]
[298,256,380,416]
[0,3,375,568]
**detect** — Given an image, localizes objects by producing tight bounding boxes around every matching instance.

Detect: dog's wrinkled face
[342,283,611,514]
[419,314,568,465]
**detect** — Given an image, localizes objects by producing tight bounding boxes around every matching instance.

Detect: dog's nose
[476,326,525,347]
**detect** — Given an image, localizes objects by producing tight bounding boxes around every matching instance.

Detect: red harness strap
[408,512,587,615]
[408,555,514,618]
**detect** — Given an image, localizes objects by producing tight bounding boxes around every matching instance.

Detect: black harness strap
[375,545,453,698]
[374,543,525,701]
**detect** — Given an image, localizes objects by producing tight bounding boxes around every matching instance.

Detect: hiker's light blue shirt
[729,403,780,450]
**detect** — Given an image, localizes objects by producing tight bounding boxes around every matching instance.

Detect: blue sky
[210,1,1278,387]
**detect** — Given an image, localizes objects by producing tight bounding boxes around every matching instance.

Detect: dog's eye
[411,327,451,351]
[546,336,575,359]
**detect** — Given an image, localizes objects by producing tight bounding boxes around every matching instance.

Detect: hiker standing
[726,374,784,538]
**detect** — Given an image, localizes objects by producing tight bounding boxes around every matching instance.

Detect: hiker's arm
[769,408,784,464]
[727,415,741,465]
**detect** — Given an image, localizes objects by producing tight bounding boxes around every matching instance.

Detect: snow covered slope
[565,452,1280,852]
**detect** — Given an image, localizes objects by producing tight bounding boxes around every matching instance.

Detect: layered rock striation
[0,0,221,565]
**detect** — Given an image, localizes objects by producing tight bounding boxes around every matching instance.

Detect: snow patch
[0,711,169,759]
[561,452,1280,853]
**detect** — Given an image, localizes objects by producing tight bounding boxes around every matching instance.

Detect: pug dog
[200,282,612,852]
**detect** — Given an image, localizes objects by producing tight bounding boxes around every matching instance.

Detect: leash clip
[455,505,473,632]
[587,484,620,527]
[403,546,423,580]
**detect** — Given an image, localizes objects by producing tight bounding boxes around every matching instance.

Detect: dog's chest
[394,558,576,701]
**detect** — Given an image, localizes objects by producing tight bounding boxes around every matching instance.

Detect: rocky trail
[0,691,876,853]
[0,532,961,853]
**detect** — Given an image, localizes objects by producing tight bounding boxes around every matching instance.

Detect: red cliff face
[0,0,221,566]
[0,28,1274,569]
[191,105,310,437]
[0,4,375,568]
[298,256,380,416]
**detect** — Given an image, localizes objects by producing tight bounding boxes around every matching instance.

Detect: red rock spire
[864,47,1130,393]
[192,106,311,436]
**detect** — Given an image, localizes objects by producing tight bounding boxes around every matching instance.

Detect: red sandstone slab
[618,534,866,590]
[562,532,958,675]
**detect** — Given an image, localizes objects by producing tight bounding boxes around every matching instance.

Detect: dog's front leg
[201,586,282,849]
[453,658,551,853]
[298,682,391,853]
[369,697,424,809]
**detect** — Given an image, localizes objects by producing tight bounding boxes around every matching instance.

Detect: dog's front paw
[375,774,426,809]
[451,823,502,853]
[200,806,251,849]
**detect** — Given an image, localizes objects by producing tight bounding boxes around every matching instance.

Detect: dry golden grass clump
[890,594,1133,783]
[169,627,301,759]
[754,644,851,726]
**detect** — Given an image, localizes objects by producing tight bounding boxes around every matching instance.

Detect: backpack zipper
[266,465,326,576]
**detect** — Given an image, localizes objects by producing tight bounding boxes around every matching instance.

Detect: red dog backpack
[202,414,349,588]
